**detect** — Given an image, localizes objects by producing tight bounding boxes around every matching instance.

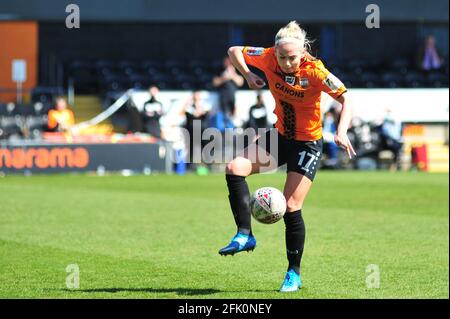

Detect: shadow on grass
[59,287,221,296]
[53,287,280,296]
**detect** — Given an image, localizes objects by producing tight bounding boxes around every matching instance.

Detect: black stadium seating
[63,56,448,94]
[65,58,225,94]
[0,102,50,140]
[427,72,449,88]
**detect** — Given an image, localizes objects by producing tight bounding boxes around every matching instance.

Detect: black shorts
[256,128,323,181]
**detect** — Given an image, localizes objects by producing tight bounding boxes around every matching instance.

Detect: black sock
[283,210,305,275]
[226,174,252,236]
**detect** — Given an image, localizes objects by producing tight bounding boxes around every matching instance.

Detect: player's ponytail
[275,21,312,53]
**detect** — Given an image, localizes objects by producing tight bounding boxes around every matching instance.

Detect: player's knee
[226,158,251,176]
[285,197,303,212]
[225,160,241,175]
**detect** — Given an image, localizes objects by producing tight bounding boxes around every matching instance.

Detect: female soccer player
[218,21,356,292]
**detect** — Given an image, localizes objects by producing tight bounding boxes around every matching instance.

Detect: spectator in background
[142,85,163,138]
[380,108,403,171]
[322,108,339,168]
[418,35,443,71]
[212,56,244,126]
[127,98,144,133]
[47,97,75,132]
[246,92,268,132]
[182,90,211,170]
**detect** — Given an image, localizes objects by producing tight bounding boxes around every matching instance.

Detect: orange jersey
[243,46,347,141]
[48,108,75,130]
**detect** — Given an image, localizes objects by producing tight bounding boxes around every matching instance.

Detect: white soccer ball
[250,187,287,224]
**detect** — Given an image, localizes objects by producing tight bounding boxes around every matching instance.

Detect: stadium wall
[0,0,448,22]
[0,142,168,174]
[0,21,38,102]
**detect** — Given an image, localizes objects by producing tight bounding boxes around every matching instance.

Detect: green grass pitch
[0,171,448,299]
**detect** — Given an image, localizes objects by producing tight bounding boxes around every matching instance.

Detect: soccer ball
[250,187,287,224]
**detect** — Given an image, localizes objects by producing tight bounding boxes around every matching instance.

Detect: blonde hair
[275,21,312,53]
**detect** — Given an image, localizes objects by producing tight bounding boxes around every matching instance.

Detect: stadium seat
[32,102,45,116]
[26,116,48,137]
[68,59,93,71]
[390,58,411,75]
[72,68,98,91]
[150,73,173,89]
[165,59,185,74]
[0,116,22,138]
[95,59,122,79]
[329,66,345,76]
[100,74,130,92]
[63,56,446,95]
[67,60,96,90]
[381,72,405,88]
[98,66,122,78]
[173,72,198,90]
[128,74,151,89]
[191,65,208,77]
[360,72,381,88]
[0,103,8,116]
[404,71,426,88]
[427,72,449,88]
[155,81,170,90]
[142,59,158,68]
[346,59,370,75]
[187,60,208,77]
[444,60,449,77]
[0,103,17,116]
[365,59,384,73]
[188,59,207,70]
[14,104,34,116]
[209,59,224,75]
[119,60,142,76]
[95,59,116,70]
[30,87,58,105]
[143,59,164,74]
[198,73,214,89]
[338,72,360,88]
[64,59,97,93]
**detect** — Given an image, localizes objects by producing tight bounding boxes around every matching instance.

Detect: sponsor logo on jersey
[284,76,296,86]
[275,83,305,98]
[300,78,309,88]
[246,47,264,56]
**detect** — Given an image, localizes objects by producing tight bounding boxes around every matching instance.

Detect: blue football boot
[218,232,256,256]
[279,268,302,292]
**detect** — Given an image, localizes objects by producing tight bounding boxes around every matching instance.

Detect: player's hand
[222,70,232,80]
[245,72,266,89]
[334,132,357,159]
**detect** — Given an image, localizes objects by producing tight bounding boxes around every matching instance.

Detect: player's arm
[334,93,356,158]
[176,96,191,116]
[230,71,244,87]
[212,74,226,87]
[227,46,266,90]
[313,67,356,158]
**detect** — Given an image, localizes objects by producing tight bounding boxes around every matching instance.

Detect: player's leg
[279,172,312,291]
[280,139,323,292]
[219,130,281,256]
